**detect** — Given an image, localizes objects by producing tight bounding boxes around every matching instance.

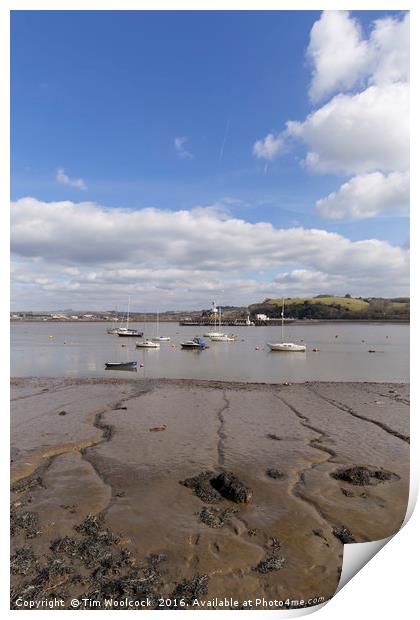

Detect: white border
[2,1,417,618]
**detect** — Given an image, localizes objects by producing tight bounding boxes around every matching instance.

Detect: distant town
[10,295,410,324]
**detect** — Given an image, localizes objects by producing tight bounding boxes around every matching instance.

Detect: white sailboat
[151,311,171,342]
[203,301,225,338]
[207,305,236,341]
[116,297,143,337]
[267,299,306,352]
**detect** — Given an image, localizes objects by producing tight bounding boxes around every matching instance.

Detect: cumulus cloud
[286,82,409,175]
[253,10,409,221]
[253,133,285,161]
[307,11,372,103]
[174,136,194,159]
[56,168,87,190]
[10,197,409,309]
[316,171,409,220]
[307,10,409,102]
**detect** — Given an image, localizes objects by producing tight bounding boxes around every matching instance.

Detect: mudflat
[10,378,409,610]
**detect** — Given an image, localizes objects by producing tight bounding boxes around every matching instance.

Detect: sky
[10,10,409,311]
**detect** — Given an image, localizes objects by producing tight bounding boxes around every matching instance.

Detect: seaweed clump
[10,506,41,539]
[171,574,209,605]
[11,548,38,576]
[198,506,237,529]
[180,471,222,503]
[332,526,356,544]
[331,466,399,486]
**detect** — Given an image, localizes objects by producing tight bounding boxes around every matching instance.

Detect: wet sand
[10,378,409,610]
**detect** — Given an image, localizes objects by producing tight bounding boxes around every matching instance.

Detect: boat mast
[156,310,159,337]
[281,298,285,341]
[127,297,130,330]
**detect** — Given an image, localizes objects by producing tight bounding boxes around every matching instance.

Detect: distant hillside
[249,295,410,321]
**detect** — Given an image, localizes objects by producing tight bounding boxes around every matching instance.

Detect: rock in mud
[180,471,221,503]
[267,433,282,441]
[181,471,252,504]
[266,468,285,480]
[211,472,252,503]
[172,574,209,604]
[332,526,356,544]
[58,410,67,416]
[331,466,399,486]
[198,506,237,529]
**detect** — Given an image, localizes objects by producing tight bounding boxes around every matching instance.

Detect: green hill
[249,296,409,321]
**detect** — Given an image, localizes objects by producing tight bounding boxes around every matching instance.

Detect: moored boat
[105,361,137,368]
[180,337,207,349]
[117,328,143,337]
[267,299,306,352]
[136,340,160,348]
[267,342,306,352]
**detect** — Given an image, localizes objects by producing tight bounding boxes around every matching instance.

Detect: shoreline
[11,377,410,609]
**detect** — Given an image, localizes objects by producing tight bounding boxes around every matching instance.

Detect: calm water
[10,322,409,383]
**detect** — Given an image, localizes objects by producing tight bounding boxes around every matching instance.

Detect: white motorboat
[136,340,160,348]
[267,299,306,352]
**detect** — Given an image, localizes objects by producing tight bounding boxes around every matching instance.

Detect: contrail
[219,118,230,160]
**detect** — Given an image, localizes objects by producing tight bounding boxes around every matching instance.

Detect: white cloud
[307,11,409,102]
[316,171,409,220]
[369,14,410,86]
[253,11,409,221]
[307,11,372,103]
[286,82,409,175]
[10,197,409,309]
[174,136,194,159]
[253,133,285,161]
[56,168,87,190]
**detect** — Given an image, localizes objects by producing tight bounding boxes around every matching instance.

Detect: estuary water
[10,321,409,383]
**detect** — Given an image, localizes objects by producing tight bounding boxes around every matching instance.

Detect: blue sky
[10,10,409,310]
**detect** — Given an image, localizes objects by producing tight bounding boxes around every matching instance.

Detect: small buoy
[368,349,376,353]
[121,344,126,347]
[139,363,144,368]
[361,339,365,343]
[255,346,260,350]
[48,335,54,339]
[335,335,338,338]
[312,348,320,352]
